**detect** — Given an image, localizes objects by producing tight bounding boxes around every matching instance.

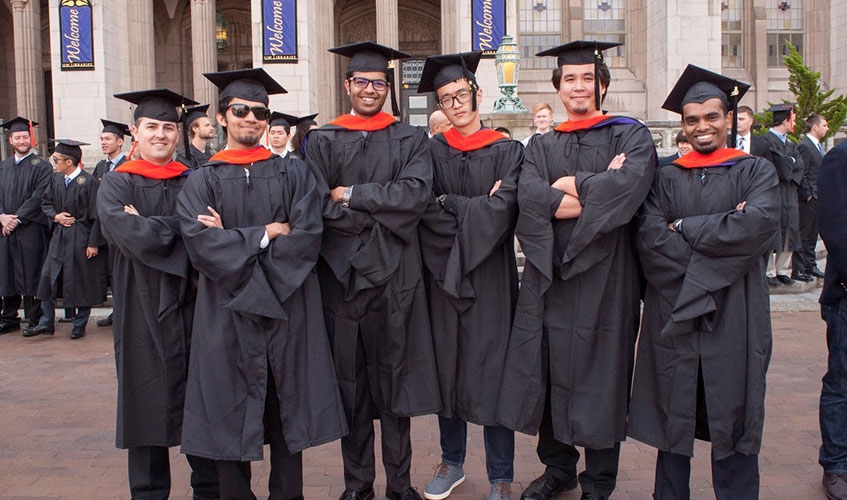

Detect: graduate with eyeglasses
[305,41,440,500]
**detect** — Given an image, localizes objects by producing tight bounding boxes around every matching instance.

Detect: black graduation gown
[0,154,52,297]
[418,133,521,425]
[628,153,779,459]
[177,156,348,460]
[758,132,803,251]
[305,119,441,418]
[37,170,107,307]
[495,117,656,448]
[97,170,194,449]
[176,144,214,170]
[92,154,128,180]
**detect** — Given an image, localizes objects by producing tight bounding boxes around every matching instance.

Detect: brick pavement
[0,310,832,499]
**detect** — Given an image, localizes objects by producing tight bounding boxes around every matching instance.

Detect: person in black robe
[759,103,804,286]
[92,118,130,328]
[494,41,656,500]
[268,111,318,159]
[178,68,347,500]
[176,105,216,169]
[627,65,779,500]
[97,88,219,500]
[22,140,106,339]
[415,51,521,500]
[0,116,51,334]
[306,41,441,500]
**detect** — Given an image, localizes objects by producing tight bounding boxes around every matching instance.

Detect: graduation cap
[50,139,89,164]
[203,68,287,107]
[766,102,795,126]
[418,51,483,111]
[100,119,131,138]
[662,64,751,148]
[184,105,210,127]
[114,88,198,123]
[269,112,319,129]
[537,40,622,111]
[329,41,410,116]
[1,116,38,148]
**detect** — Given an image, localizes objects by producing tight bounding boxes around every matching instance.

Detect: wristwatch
[436,194,448,206]
[341,186,352,208]
[672,218,683,233]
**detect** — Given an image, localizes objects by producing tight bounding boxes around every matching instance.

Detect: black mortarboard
[184,105,210,126]
[662,64,751,147]
[537,40,622,111]
[766,102,795,125]
[203,68,287,107]
[50,139,89,164]
[114,89,198,123]
[269,112,319,129]
[418,51,483,112]
[100,119,131,138]
[1,116,37,134]
[329,41,410,116]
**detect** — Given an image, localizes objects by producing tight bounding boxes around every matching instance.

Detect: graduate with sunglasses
[97,88,220,500]
[416,51,522,500]
[305,41,440,500]
[176,68,347,500]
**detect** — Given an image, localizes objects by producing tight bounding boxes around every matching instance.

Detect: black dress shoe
[776,274,795,285]
[70,327,86,339]
[0,322,20,335]
[386,488,423,500]
[338,487,375,500]
[520,473,578,500]
[96,314,113,327]
[22,325,54,337]
[810,267,826,278]
[791,271,813,282]
[579,493,609,500]
[767,277,782,287]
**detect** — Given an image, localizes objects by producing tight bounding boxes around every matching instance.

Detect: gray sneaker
[488,481,511,500]
[423,462,465,500]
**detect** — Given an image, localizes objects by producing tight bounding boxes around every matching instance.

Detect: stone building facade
[1,0,846,160]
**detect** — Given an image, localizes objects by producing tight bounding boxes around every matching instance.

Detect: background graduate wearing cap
[758,103,805,287]
[415,51,521,500]
[494,41,656,500]
[176,105,217,169]
[0,116,52,334]
[267,112,317,158]
[177,68,346,500]
[23,139,106,339]
[627,65,779,500]
[306,41,440,500]
[287,115,318,160]
[92,118,130,328]
[96,88,219,500]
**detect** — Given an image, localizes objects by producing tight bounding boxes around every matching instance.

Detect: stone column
[10,0,46,145]
[191,0,217,107]
[127,0,155,88]
[441,0,458,53]
[375,0,399,115]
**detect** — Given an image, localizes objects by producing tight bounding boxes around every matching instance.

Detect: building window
[518,0,562,70]
[582,0,625,68]
[767,0,803,67]
[721,0,743,68]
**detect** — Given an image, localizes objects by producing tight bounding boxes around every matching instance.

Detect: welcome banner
[59,0,94,71]
[472,0,506,56]
[262,0,298,63]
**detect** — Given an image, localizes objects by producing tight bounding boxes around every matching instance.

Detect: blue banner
[262,0,298,63]
[472,0,506,56]
[59,0,94,71]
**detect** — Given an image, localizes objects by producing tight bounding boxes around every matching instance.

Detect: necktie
[737,136,746,152]
[108,161,114,171]
[65,177,71,187]
[817,142,824,157]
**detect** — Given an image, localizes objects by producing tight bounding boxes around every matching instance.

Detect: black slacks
[654,450,759,500]
[0,295,40,325]
[127,446,218,500]
[792,197,819,273]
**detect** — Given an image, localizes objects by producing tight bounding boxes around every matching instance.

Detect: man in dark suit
[658,131,692,167]
[793,113,829,281]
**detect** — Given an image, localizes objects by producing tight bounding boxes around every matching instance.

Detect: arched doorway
[333,0,441,120]
[215,1,252,71]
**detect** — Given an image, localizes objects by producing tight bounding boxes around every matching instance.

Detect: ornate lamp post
[492,35,527,113]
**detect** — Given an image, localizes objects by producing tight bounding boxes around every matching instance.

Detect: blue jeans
[820,299,847,474]
[438,415,514,483]
[39,300,90,329]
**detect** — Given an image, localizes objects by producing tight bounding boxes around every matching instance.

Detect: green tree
[753,41,846,142]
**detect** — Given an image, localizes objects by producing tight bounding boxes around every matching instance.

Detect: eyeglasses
[50,155,68,163]
[226,103,272,121]
[348,77,389,92]
[437,89,473,109]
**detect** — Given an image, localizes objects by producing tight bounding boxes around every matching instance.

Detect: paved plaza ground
[0,309,833,499]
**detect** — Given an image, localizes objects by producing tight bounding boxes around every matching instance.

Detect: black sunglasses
[226,103,272,121]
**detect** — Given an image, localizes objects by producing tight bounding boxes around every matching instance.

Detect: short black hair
[676,131,690,145]
[551,62,611,101]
